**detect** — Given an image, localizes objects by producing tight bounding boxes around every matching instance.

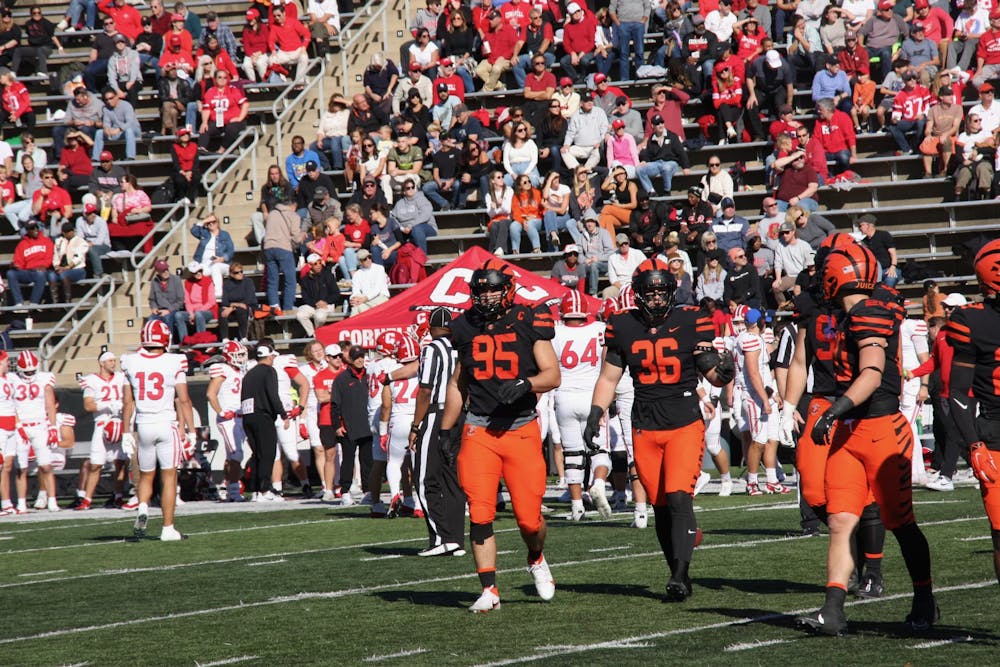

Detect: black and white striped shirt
[418,337,456,406]
[773,322,798,370]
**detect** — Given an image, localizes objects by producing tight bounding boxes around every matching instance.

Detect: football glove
[496,378,531,404]
[582,405,604,454]
[183,431,197,461]
[779,403,798,448]
[121,433,136,457]
[287,405,303,420]
[438,428,460,466]
[48,426,59,447]
[810,396,854,447]
[970,442,998,485]
[219,410,236,421]
[695,348,736,385]
[299,423,309,439]
[379,434,389,452]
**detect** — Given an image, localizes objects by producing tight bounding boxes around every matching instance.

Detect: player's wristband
[410,422,423,434]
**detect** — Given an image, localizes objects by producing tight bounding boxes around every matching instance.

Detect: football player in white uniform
[367,332,403,514]
[899,316,930,485]
[0,351,22,515]
[695,338,734,497]
[265,337,311,498]
[11,351,60,512]
[121,319,195,541]
[207,340,248,502]
[380,335,422,518]
[734,309,787,495]
[78,351,127,510]
[298,340,328,498]
[552,291,613,520]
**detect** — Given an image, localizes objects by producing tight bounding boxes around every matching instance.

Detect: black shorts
[319,425,339,449]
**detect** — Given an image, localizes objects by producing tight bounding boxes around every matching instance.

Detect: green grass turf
[0,488,997,666]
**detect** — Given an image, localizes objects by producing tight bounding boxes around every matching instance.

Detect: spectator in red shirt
[795,124,829,185]
[32,169,73,235]
[171,127,199,204]
[814,97,856,175]
[0,68,34,137]
[241,9,270,82]
[99,0,143,40]
[159,33,195,76]
[560,2,597,84]
[912,0,953,65]
[475,10,518,91]
[268,4,309,82]
[712,62,743,143]
[887,71,931,155]
[974,8,1000,87]
[643,83,690,141]
[199,70,249,153]
[164,12,194,56]
[57,131,95,195]
[7,220,54,307]
[838,31,870,80]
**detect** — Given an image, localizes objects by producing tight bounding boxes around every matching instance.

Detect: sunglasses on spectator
[403,185,415,191]
[709,162,721,167]
[231,270,243,275]
[364,182,376,187]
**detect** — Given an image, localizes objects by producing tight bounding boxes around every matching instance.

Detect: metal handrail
[339,0,390,97]
[271,58,327,153]
[128,200,191,319]
[39,275,116,371]
[201,126,261,210]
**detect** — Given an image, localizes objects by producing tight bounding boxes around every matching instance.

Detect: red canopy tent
[316,247,602,348]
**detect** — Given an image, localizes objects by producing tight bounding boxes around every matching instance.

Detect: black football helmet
[469,259,516,319]
[631,258,676,324]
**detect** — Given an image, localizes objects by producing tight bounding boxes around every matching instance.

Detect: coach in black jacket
[242,344,294,499]
[329,346,373,506]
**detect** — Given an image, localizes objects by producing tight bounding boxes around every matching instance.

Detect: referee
[241,344,297,501]
[408,307,467,557]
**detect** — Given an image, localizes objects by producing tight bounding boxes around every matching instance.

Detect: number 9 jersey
[603,306,715,430]
[121,349,189,423]
[451,303,555,423]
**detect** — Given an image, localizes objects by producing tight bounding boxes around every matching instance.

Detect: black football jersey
[451,303,555,424]
[802,308,841,397]
[831,296,905,419]
[945,303,1000,419]
[604,306,714,429]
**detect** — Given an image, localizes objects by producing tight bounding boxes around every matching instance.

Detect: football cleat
[0,507,14,516]
[74,498,92,511]
[47,499,60,512]
[445,542,466,556]
[693,471,712,496]
[719,478,733,497]
[370,502,388,518]
[796,608,848,636]
[322,490,337,502]
[856,574,884,599]
[160,525,188,541]
[905,595,940,632]
[589,480,613,520]
[528,555,555,601]
[746,481,763,496]
[925,475,954,492]
[665,575,693,602]
[133,510,148,539]
[33,496,47,510]
[387,493,403,518]
[631,509,648,529]
[764,482,791,495]
[411,508,425,519]
[122,496,140,510]
[469,586,501,613]
[340,492,356,507]
[570,506,586,521]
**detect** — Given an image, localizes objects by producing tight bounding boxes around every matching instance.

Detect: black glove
[695,348,735,385]
[582,405,604,454]
[714,351,736,385]
[438,428,459,466]
[608,401,619,419]
[810,396,855,446]
[496,378,531,404]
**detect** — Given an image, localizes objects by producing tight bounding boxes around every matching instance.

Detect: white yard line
[363,648,429,662]
[958,535,991,542]
[744,503,799,512]
[913,500,967,505]
[910,637,973,649]
[195,656,258,667]
[246,559,286,567]
[588,545,632,552]
[17,570,66,577]
[495,550,518,555]
[724,639,791,652]
[360,554,404,562]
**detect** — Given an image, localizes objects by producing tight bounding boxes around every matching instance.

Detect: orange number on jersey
[631,338,680,384]
[814,314,834,362]
[135,372,165,401]
[471,333,519,380]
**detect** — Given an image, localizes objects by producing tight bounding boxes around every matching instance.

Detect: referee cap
[429,307,453,329]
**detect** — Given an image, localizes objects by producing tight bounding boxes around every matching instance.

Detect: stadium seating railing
[39,274,116,372]
[272,58,327,153]
[338,0,390,97]
[126,200,192,319]
[202,127,261,210]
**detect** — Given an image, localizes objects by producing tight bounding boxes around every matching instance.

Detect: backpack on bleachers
[151,178,175,207]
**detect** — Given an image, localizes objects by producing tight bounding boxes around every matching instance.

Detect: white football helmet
[16,350,39,378]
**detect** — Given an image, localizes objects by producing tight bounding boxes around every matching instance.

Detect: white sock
[16,500,26,510]
[591,478,605,492]
[138,502,149,514]
[76,489,87,498]
[748,472,758,485]
[765,468,778,484]
[634,502,647,514]
[721,472,732,482]
[273,481,283,492]
[571,499,584,513]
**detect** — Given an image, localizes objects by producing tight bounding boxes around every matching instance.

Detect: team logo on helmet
[631,258,676,323]
[393,335,421,363]
[469,259,516,319]
[822,244,879,302]
[974,238,1000,297]
[222,340,247,368]
[140,319,172,349]
[16,350,39,377]
[375,331,402,358]
[559,290,587,319]
[103,418,123,447]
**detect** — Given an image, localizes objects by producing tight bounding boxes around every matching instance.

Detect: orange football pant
[825,412,914,530]
[632,420,706,506]
[457,419,546,533]
[797,396,832,509]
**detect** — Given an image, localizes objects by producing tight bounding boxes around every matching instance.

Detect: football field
[0,486,997,667]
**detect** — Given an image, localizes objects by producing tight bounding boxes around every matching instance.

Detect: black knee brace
[860,502,882,528]
[469,521,494,545]
[610,450,628,474]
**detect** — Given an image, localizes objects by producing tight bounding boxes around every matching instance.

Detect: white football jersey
[57,412,76,429]
[900,318,929,370]
[208,363,244,413]
[0,372,15,418]
[121,350,188,423]
[615,367,634,398]
[298,361,326,409]
[12,372,55,422]
[80,371,125,420]
[388,376,419,416]
[734,331,774,396]
[552,321,605,393]
[367,357,401,420]
[273,354,302,410]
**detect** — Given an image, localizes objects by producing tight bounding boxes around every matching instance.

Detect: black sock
[652,505,674,573]
[667,491,697,563]
[892,522,932,587]
[527,548,543,564]
[477,568,496,589]
[859,502,885,579]
[823,585,847,614]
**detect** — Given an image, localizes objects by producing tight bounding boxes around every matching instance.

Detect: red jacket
[13,235,54,271]
[815,110,855,153]
[804,136,829,180]
[2,81,31,118]
[914,7,954,45]
[172,140,198,172]
[242,23,270,57]
[269,18,309,52]
[563,11,597,55]
[99,0,143,40]
[838,45,870,77]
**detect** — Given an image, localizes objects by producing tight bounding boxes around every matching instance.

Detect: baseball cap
[981,82,995,92]
[113,34,128,44]
[765,49,781,69]
[594,73,607,84]
[171,12,184,21]
[559,76,573,87]
[611,119,625,130]
[563,244,581,254]
[914,0,929,8]
[313,186,329,199]
[429,307,453,329]
[778,221,794,232]
[943,293,968,307]
[186,261,202,273]
[877,0,892,9]
[305,160,318,172]
[440,57,453,67]
[911,23,925,34]
[992,7,1000,19]
[845,31,857,40]
[583,212,600,223]
[177,127,191,136]
[615,233,629,245]
[409,61,422,71]
[615,95,629,106]
[256,345,279,359]
[356,248,371,260]
[720,196,735,209]
[84,203,99,215]
[348,346,368,361]
[99,150,113,162]
[154,259,170,272]
[857,213,878,225]
[566,2,582,13]
[306,252,322,264]
[246,8,260,20]
[362,175,377,184]
[651,114,664,125]
[688,184,703,198]
[437,82,449,92]
[324,343,343,357]
[98,351,116,363]
[903,69,918,81]
[745,308,763,325]
[805,251,817,266]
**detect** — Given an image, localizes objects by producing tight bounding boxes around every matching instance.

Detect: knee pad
[563,448,585,486]
[706,437,722,457]
[610,450,628,474]
[590,451,611,473]
[469,521,494,545]
[666,490,692,513]
[860,501,882,528]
